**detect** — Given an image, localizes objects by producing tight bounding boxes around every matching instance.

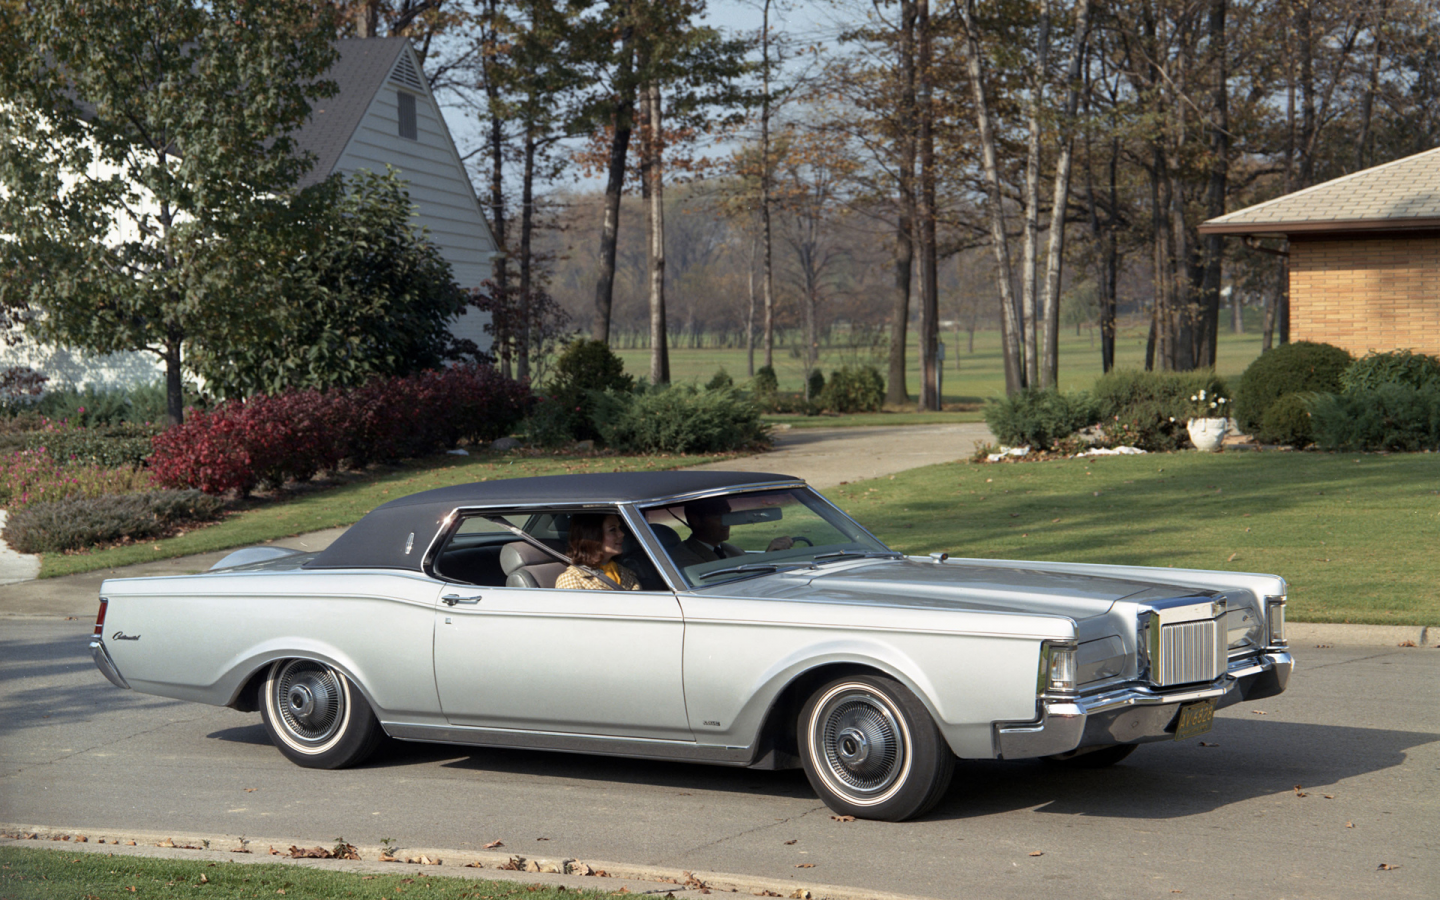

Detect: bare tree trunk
[1197,0,1229,369]
[517,128,536,382]
[760,0,777,372]
[592,24,635,344]
[1039,0,1091,387]
[959,0,1025,394]
[917,0,939,411]
[1355,1,1384,170]
[746,232,757,376]
[1020,0,1051,389]
[642,80,669,385]
[482,0,511,376]
[887,0,917,407]
[164,333,184,427]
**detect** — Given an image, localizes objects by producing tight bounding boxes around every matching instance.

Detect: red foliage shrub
[149,365,530,495]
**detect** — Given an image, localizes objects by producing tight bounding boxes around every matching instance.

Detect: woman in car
[556,513,641,590]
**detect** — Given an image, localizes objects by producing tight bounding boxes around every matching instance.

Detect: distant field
[612,321,1267,405]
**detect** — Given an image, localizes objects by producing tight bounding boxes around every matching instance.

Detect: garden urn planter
[1187,417,1228,452]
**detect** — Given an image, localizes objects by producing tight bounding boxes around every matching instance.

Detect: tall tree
[0,0,338,424]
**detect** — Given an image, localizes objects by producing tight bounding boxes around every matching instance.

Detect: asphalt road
[2,620,1436,900]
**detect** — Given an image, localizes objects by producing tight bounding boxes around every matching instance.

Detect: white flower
[1218,397,1227,404]
[1209,401,1217,409]
[1169,416,1176,422]
[1199,389,1207,400]
[1191,394,1199,402]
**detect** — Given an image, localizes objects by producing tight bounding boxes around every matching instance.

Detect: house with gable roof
[1200,147,1440,357]
[2,36,497,391]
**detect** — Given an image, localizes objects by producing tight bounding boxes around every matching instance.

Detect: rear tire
[259,659,382,769]
[798,673,954,821]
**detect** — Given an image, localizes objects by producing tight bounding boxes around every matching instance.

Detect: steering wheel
[790,535,814,547]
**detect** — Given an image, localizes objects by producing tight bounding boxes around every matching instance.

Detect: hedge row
[150,364,530,495]
[2,490,223,554]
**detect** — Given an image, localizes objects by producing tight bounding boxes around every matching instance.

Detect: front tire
[798,674,954,821]
[259,659,382,769]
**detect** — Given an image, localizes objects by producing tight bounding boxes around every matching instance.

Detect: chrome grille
[1156,619,1224,686]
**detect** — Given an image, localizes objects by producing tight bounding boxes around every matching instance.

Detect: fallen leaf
[1251,710,1267,715]
[1293,785,1308,798]
[793,863,815,868]
[536,837,550,841]
[159,838,176,848]
[245,788,258,793]
[1227,553,1238,562]
[1378,863,1400,871]
[199,875,208,884]
[783,839,797,845]
[1323,794,1334,800]
[1199,741,1219,747]
[1028,851,1044,857]
[1398,640,1417,648]
[1346,822,1355,828]
[288,846,332,859]
[483,840,503,849]
[830,815,855,823]
[464,861,485,869]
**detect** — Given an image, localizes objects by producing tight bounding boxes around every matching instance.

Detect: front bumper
[90,639,131,690]
[995,648,1293,759]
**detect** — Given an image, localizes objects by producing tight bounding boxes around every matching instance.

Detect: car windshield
[641,488,896,587]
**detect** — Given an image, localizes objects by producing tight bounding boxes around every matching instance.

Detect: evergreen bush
[985,389,1099,449]
[1090,369,1228,451]
[24,422,160,468]
[820,366,885,413]
[806,368,826,402]
[1234,341,1352,437]
[545,339,634,442]
[705,368,734,391]
[1339,349,1440,393]
[1259,392,1315,448]
[1308,382,1440,452]
[590,384,770,454]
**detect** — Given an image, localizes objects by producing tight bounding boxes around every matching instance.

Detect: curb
[1287,622,1432,648]
[0,825,930,900]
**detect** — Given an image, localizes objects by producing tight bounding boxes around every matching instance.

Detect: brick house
[1199,147,1440,357]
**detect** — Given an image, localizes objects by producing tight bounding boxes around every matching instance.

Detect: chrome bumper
[90,639,131,690]
[995,649,1293,759]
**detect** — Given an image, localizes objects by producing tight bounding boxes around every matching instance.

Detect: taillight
[94,597,108,637]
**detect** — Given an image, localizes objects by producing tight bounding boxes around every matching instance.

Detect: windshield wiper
[812,550,904,563]
[696,562,812,580]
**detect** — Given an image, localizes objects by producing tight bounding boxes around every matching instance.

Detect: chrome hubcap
[273,660,345,745]
[815,687,906,797]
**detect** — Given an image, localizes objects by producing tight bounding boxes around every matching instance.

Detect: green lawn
[615,321,1267,405]
[39,450,731,579]
[0,847,618,900]
[833,450,1440,626]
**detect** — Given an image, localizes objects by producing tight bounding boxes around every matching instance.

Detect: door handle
[442,593,483,606]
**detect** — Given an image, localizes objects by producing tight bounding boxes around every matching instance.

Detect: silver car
[90,471,1293,821]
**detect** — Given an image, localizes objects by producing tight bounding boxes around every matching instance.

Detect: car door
[431,511,692,741]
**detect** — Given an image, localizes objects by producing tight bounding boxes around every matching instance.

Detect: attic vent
[389,53,424,91]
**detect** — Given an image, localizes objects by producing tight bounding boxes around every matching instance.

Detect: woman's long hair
[567,513,614,568]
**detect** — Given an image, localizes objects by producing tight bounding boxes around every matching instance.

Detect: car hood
[763,557,1206,620]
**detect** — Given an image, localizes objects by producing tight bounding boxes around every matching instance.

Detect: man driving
[668,497,794,568]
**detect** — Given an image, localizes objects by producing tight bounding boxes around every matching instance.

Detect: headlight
[1266,596,1287,646]
[1038,642,1077,695]
[1226,606,1263,650]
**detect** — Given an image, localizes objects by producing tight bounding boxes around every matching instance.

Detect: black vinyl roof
[305,471,800,572]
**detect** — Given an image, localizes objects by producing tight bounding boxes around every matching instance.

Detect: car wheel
[798,674,954,821]
[1043,743,1138,768]
[260,659,382,769]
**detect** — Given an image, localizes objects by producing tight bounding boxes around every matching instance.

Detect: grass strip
[38,450,729,579]
[834,451,1440,626]
[0,846,620,900]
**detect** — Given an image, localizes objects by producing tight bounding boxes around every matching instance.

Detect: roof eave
[1199,217,1440,236]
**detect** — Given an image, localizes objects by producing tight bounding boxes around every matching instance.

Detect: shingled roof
[1200,146,1440,236]
[291,37,411,190]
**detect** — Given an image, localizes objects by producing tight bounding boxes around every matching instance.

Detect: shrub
[590,384,770,454]
[29,380,200,426]
[1234,341,1352,436]
[1091,369,1230,451]
[149,365,530,495]
[1259,392,1315,448]
[806,368,826,402]
[0,450,156,510]
[985,389,1099,449]
[1308,382,1440,452]
[0,366,47,415]
[24,421,160,468]
[2,489,223,554]
[1339,350,1440,393]
[520,396,581,448]
[752,365,779,396]
[545,339,634,442]
[820,365,885,413]
[705,368,734,391]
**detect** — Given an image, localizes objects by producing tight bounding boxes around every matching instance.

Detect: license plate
[1174,698,1217,740]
